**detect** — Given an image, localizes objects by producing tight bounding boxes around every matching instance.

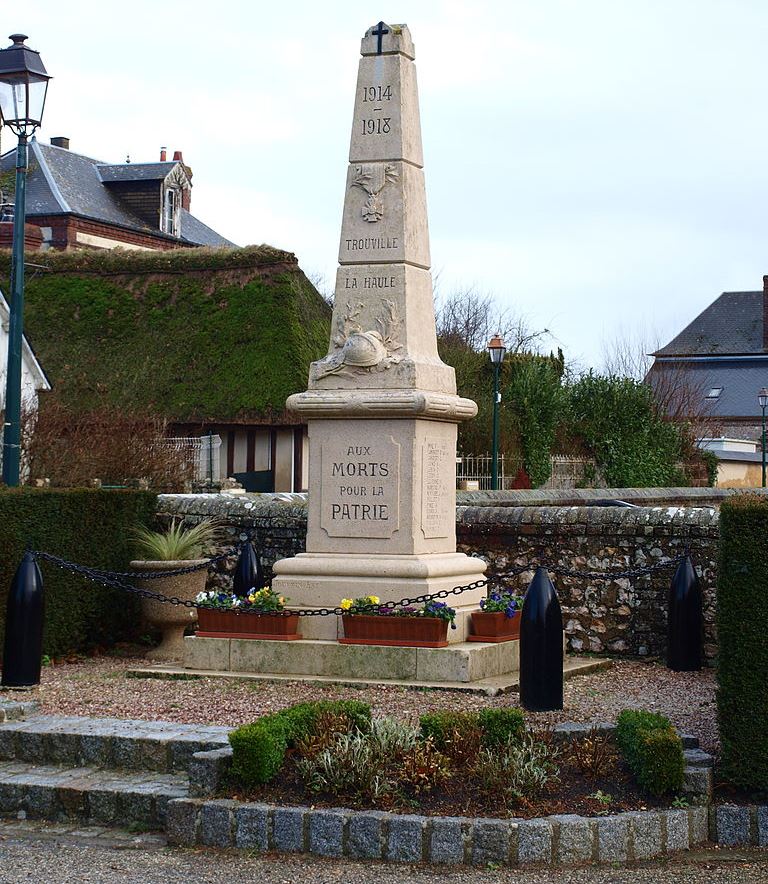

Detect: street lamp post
[487,334,506,491]
[0,35,50,486]
[759,388,768,488]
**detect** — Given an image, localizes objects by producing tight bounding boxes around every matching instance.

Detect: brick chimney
[160,146,167,161]
[50,136,69,149]
[764,275,768,351]
[172,150,183,163]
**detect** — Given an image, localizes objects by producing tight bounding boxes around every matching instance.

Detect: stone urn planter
[131,560,208,660]
[339,614,449,648]
[468,610,521,642]
[196,609,301,640]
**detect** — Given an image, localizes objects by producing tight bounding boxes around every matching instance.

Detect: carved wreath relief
[351,163,398,223]
[313,299,403,380]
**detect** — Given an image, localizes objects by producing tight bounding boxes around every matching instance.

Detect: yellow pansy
[340,598,353,610]
[367,595,380,605]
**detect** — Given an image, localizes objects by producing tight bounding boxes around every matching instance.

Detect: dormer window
[162,186,180,237]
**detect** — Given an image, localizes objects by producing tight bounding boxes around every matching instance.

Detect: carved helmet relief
[351,163,399,223]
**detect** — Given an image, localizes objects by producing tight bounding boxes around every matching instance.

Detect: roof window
[705,387,723,399]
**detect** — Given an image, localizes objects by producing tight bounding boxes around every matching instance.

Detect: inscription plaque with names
[320,437,401,538]
[421,436,453,539]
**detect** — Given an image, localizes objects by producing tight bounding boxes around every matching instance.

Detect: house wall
[716,460,763,487]
[157,493,720,663]
[28,214,184,251]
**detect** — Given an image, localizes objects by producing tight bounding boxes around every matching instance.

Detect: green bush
[229,717,290,787]
[229,700,372,787]
[280,699,371,741]
[0,488,156,656]
[717,495,768,789]
[478,708,526,746]
[420,708,526,750]
[615,709,684,796]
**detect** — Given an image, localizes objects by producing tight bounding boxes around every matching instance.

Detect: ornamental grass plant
[131,518,219,561]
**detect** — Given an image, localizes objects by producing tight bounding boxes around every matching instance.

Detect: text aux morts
[330,446,390,521]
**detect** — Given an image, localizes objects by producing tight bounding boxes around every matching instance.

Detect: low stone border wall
[167,799,712,864]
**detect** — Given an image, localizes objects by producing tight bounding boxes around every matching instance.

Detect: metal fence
[164,435,221,483]
[457,453,600,490]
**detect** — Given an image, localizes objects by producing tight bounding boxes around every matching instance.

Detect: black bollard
[667,555,703,671]
[2,552,45,688]
[232,541,263,597]
[520,566,564,711]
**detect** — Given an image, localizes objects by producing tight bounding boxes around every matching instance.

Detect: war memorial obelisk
[272,22,486,641]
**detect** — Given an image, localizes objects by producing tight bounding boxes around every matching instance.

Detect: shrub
[478,708,526,746]
[0,488,156,655]
[615,709,684,796]
[229,717,290,786]
[229,700,372,787]
[472,732,560,806]
[420,708,526,755]
[717,495,768,789]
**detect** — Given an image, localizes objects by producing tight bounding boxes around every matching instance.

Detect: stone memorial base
[182,634,520,685]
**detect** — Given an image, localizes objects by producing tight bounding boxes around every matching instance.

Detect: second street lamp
[0,35,51,486]
[487,333,506,491]
[759,388,768,488]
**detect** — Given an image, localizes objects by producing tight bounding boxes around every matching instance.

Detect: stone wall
[158,493,719,662]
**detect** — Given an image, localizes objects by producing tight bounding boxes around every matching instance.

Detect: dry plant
[565,727,618,779]
[20,401,196,491]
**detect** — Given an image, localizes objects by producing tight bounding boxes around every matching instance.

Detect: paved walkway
[0,820,765,883]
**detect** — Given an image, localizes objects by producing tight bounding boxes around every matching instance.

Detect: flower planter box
[339,614,449,648]
[468,610,521,643]
[196,608,302,640]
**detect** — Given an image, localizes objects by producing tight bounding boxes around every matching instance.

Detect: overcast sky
[15,0,768,369]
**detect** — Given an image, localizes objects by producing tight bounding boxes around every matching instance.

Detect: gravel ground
[0,822,765,883]
[33,655,718,750]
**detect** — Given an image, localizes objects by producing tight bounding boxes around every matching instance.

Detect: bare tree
[435,285,552,354]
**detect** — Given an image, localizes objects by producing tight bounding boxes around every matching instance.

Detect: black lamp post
[0,35,51,487]
[759,388,768,489]
[487,333,506,491]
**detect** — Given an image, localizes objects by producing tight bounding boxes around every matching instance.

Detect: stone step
[0,716,231,774]
[0,759,188,828]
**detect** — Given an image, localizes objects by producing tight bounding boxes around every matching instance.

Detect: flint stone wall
[158,493,719,662]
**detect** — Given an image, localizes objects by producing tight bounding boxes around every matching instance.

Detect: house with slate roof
[0,291,50,418]
[647,277,768,484]
[0,137,234,251]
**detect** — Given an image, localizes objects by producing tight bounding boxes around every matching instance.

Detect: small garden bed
[223,702,687,820]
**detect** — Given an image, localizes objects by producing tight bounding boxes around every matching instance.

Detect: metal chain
[33,545,244,581]
[32,549,689,617]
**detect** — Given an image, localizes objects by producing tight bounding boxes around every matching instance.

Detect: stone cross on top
[360,21,415,59]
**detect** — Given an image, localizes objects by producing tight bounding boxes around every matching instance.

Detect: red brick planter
[196,609,302,640]
[468,610,521,642]
[339,614,449,648]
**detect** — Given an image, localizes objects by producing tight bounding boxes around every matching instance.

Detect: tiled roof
[647,358,768,418]
[97,162,176,182]
[2,139,235,247]
[654,291,764,356]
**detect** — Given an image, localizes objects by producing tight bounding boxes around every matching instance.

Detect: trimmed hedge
[419,708,525,748]
[615,709,684,796]
[229,700,372,787]
[0,488,156,656]
[717,495,768,789]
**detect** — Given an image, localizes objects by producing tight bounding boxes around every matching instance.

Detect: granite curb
[167,798,754,865]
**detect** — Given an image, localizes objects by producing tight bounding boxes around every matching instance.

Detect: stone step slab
[0,760,188,828]
[0,716,231,774]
